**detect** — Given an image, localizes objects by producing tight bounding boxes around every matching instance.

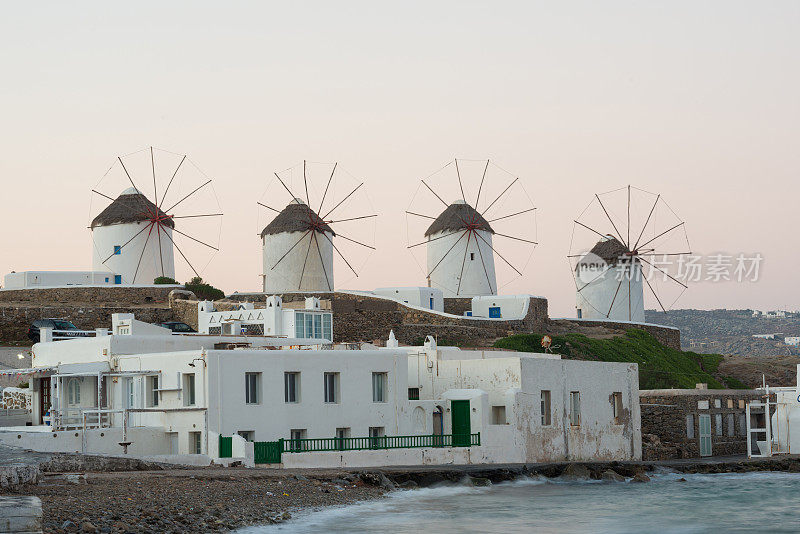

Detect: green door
[218,435,232,458]
[254,440,283,464]
[699,414,712,457]
[451,400,471,447]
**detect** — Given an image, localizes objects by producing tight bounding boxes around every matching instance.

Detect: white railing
[40,328,109,342]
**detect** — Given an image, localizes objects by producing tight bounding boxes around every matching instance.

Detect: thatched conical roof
[91,187,174,229]
[424,201,493,237]
[576,236,633,269]
[261,200,335,237]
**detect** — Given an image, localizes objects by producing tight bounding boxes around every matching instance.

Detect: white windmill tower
[406,159,537,297]
[570,185,690,322]
[258,161,376,293]
[91,187,176,284]
[90,147,222,285]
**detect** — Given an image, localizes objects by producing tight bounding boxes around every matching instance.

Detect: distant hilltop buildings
[752,310,795,319]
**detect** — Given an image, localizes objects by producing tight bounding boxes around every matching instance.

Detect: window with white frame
[147,375,159,407]
[285,372,300,403]
[124,378,135,409]
[569,391,581,426]
[290,428,307,451]
[372,372,387,403]
[540,390,551,426]
[324,372,339,403]
[183,374,196,406]
[238,430,255,442]
[294,312,333,340]
[189,431,202,454]
[245,372,261,404]
[67,378,81,406]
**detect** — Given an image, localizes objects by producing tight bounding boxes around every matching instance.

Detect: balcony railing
[283,432,480,453]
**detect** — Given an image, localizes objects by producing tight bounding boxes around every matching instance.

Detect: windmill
[569,185,690,322]
[258,161,376,293]
[89,147,222,285]
[405,159,537,297]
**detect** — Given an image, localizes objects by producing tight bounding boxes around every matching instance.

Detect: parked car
[28,319,84,343]
[157,321,197,333]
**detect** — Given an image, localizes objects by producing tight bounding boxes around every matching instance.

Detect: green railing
[283,432,480,453]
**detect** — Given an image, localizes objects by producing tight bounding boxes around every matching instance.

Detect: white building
[425,200,497,298]
[469,295,532,319]
[197,296,333,341]
[373,287,444,312]
[262,200,334,293]
[3,271,119,289]
[575,236,644,323]
[786,337,800,347]
[0,313,641,467]
[90,187,176,285]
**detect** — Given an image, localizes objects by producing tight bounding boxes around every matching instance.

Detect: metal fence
[283,433,481,453]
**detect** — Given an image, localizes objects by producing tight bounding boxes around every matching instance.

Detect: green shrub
[494,329,728,390]
[154,276,179,284]
[184,276,225,301]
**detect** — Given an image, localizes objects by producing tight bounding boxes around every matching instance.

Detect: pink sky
[1,2,798,317]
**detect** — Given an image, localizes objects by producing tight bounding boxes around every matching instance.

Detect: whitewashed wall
[427,228,497,297]
[575,263,645,322]
[263,231,334,293]
[91,222,175,285]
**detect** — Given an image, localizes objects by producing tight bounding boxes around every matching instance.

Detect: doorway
[39,377,51,424]
[699,414,712,456]
[451,400,471,447]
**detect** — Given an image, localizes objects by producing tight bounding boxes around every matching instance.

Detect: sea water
[239,471,800,533]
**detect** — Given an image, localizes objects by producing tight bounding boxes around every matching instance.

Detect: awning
[0,366,57,378]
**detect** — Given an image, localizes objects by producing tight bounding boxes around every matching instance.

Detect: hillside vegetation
[493,329,746,390]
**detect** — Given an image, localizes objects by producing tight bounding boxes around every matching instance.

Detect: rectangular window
[147,375,159,407]
[189,431,202,454]
[727,399,734,409]
[124,378,134,409]
[305,314,313,338]
[369,426,385,448]
[290,429,307,451]
[372,372,387,403]
[295,312,304,338]
[489,307,501,318]
[739,400,746,409]
[715,413,722,435]
[323,314,332,341]
[540,390,552,426]
[183,373,196,406]
[611,392,623,424]
[238,430,254,442]
[739,413,747,436]
[470,252,475,261]
[245,372,260,404]
[113,245,121,255]
[114,275,122,285]
[324,372,339,403]
[313,314,322,338]
[335,427,350,450]
[429,297,434,309]
[408,387,420,400]
[492,406,507,425]
[686,414,695,438]
[569,391,581,426]
[727,413,735,437]
[284,372,300,403]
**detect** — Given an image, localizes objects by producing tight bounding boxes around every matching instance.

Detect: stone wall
[219,292,549,346]
[551,318,681,350]
[443,297,472,316]
[0,286,179,305]
[639,389,765,460]
[0,304,176,344]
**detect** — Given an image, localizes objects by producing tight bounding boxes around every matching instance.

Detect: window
[324,372,339,403]
[611,392,623,424]
[492,406,507,425]
[313,314,322,338]
[245,372,261,404]
[189,432,202,454]
[335,428,350,450]
[124,378,134,409]
[715,413,722,435]
[714,399,721,408]
[429,297,434,310]
[470,252,475,261]
[323,314,332,341]
[727,399,734,409]
[686,414,695,438]
[67,378,81,405]
[290,429,307,451]
[113,245,121,255]
[284,372,300,403]
[369,426,385,448]
[408,387,420,400]
[183,373,196,406]
[372,372,387,403]
[489,307,501,318]
[727,413,735,437]
[295,312,304,338]
[739,400,746,409]
[569,392,581,426]
[238,431,254,442]
[540,390,551,426]
[114,275,122,285]
[739,413,747,436]
[147,375,159,407]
